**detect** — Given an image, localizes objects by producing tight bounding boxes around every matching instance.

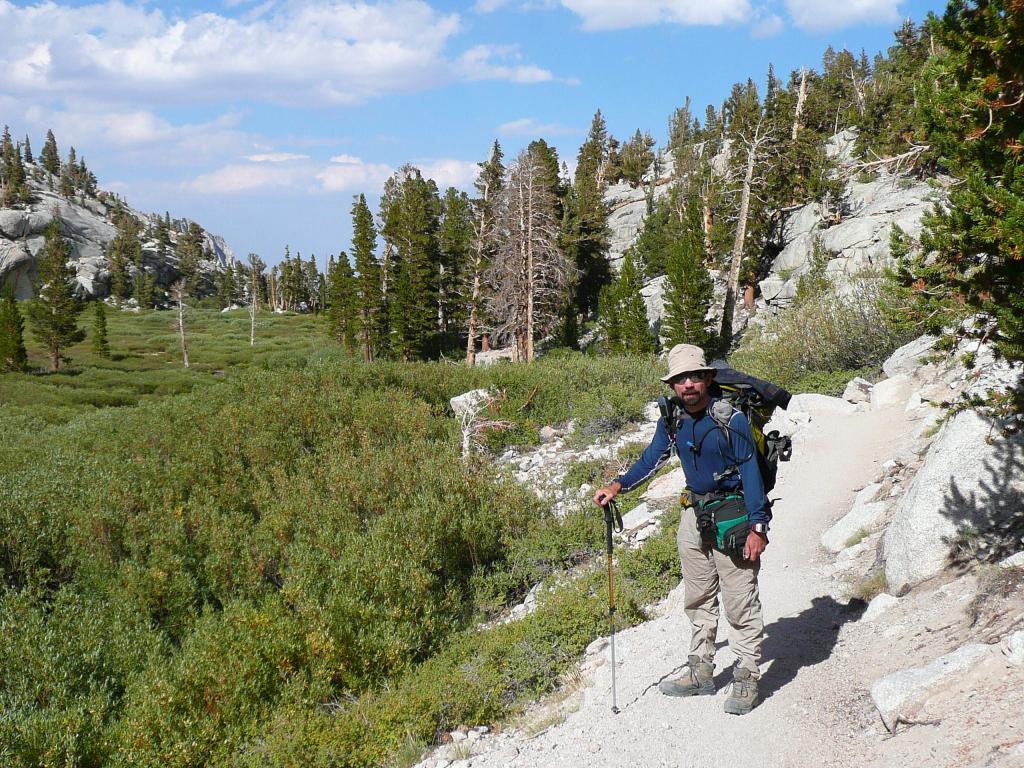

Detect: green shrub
[731,270,915,393]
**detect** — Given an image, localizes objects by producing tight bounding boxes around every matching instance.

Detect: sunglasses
[670,371,711,384]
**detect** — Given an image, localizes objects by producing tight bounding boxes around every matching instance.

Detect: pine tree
[175,222,205,297]
[303,255,320,312]
[598,282,622,353]
[380,166,442,361]
[327,251,358,351]
[40,130,60,176]
[134,269,156,310]
[916,1,1024,369]
[60,147,77,198]
[91,301,110,358]
[1,126,30,206]
[620,129,656,188]
[613,250,656,353]
[438,187,474,344]
[107,207,142,299]
[0,284,28,372]
[566,110,612,318]
[216,266,236,309]
[22,135,32,165]
[662,198,715,351]
[351,194,384,361]
[26,218,85,371]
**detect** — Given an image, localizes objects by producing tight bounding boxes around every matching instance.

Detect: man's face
[671,370,713,412]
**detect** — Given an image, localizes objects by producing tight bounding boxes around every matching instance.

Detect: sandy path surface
[465,403,918,768]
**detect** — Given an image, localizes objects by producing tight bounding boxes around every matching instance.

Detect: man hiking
[593,343,770,715]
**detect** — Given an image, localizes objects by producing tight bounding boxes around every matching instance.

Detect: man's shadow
[727,595,866,699]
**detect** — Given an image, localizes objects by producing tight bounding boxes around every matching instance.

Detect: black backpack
[657,365,793,494]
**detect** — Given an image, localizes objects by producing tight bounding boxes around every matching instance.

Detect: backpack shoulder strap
[657,395,680,445]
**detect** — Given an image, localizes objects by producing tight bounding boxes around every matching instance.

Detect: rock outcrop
[603,129,945,335]
[0,167,233,300]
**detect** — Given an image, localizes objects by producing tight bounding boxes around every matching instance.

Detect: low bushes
[731,269,915,394]
[0,349,672,768]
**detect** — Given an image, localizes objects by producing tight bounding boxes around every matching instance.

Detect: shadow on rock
[758,595,866,699]
[941,416,1024,567]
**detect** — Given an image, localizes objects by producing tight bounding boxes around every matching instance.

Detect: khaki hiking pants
[678,506,764,678]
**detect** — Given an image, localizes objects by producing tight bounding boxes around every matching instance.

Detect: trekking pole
[602,498,624,714]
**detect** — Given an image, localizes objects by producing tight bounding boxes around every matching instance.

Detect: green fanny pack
[695,494,750,559]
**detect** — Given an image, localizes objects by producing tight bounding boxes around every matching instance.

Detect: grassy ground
[1,307,326,425]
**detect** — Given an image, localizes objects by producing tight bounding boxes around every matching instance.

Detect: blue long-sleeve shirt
[615,398,770,525]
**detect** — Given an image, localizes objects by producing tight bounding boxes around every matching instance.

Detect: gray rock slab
[622,502,659,530]
[871,643,992,731]
[764,407,811,438]
[862,593,900,623]
[883,335,939,378]
[820,483,888,552]
[1005,631,1024,667]
[843,376,873,403]
[883,409,1024,594]
[999,551,1024,569]
[641,467,686,506]
[871,374,913,410]
[788,393,857,416]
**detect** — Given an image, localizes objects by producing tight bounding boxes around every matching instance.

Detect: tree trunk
[177,295,190,369]
[702,198,714,260]
[525,175,535,364]
[792,67,807,142]
[466,272,480,367]
[722,140,756,345]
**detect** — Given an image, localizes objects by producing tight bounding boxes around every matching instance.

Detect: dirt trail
[462,403,919,768]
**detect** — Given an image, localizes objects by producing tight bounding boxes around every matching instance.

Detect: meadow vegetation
[1,307,673,767]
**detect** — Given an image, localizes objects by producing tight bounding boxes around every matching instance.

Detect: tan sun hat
[660,343,716,383]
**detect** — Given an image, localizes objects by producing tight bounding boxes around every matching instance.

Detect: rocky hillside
[0,165,233,300]
[605,129,946,336]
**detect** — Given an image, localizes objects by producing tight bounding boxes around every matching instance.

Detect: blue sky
[0,0,947,267]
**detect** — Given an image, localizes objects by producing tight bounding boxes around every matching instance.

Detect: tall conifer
[351,194,384,361]
[0,284,28,372]
[91,301,110,358]
[26,218,85,371]
[40,130,60,176]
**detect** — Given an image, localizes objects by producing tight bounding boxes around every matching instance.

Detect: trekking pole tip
[611,705,620,715]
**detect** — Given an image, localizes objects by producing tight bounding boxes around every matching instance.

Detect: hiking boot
[658,655,715,697]
[723,667,759,715]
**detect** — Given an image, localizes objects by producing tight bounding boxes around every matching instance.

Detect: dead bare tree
[485,149,574,363]
[453,389,512,457]
[721,115,774,345]
[246,253,265,347]
[170,279,190,369]
[466,153,503,366]
[792,67,808,141]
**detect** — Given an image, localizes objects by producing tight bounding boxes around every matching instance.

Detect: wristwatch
[752,523,769,535]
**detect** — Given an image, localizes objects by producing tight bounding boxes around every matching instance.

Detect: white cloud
[751,13,784,37]
[473,0,512,10]
[189,163,309,194]
[497,117,578,137]
[415,159,480,190]
[246,152,310,162]
[316,155,394,192]
[456,45,555,84]
[559,0,751,31]
[0,0,556,108]
[16,104,257,171]
[785,0,902,31]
